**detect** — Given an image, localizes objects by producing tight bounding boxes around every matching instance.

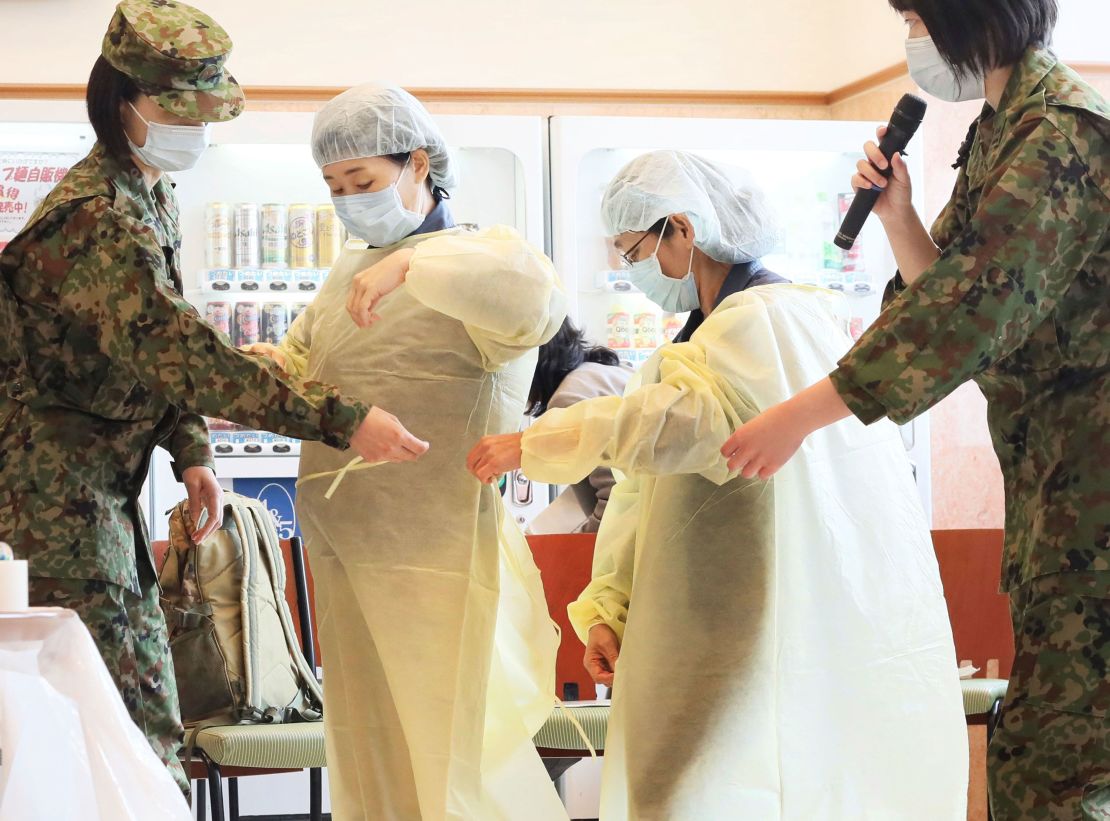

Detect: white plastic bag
[0,609,191,821]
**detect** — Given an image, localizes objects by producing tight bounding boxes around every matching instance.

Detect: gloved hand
[240,342,288,370]
[351,406,430,464]
[466,432,524,485]
[182,466,224,543]
[584,624,621,688]
[347,248,416,328]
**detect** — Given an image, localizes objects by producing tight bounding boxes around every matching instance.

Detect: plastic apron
[525,285,968,820]
[286,227,568,821]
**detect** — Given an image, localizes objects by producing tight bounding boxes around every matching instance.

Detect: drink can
[316,204,344,268]
[634,311,659,350]
[291,302,309,325]
[289,204,316,269]
[261,302,289,344]
[233,301,260,347]
[234,203,260,269]
[204,301,231,338]
[607,309,633,350]
[205,202,232,269]
[260,203,288,269]
[662,312,684,342]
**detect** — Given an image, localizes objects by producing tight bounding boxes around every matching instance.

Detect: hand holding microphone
[851,125,916,222]
[835,93,927,249]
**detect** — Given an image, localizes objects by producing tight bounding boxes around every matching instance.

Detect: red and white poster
[0,151,82,251]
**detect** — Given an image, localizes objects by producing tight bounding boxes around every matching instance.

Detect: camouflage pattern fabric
[29,574,191,797]
[830,47,1110,593]
[102,0,245,122]
[989,572,1110,820]
[0,140,367,598]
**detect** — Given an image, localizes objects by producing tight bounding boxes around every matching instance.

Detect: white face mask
[905,35,986,103]
[127,102,210,173]
[331,159,427,247]
[624,218,701,314]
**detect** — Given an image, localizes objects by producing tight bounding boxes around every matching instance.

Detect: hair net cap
[311,84,458,192]
[601,150,779,264]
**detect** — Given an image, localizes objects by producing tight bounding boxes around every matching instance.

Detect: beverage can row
[204,300,310,346]
[206,202,345,271]
[607,309,683,350]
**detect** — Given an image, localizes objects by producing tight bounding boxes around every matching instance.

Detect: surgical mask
[905,36,986,103]
[624,219,700,313]
[332,159,427,247]
[127,102,210,173]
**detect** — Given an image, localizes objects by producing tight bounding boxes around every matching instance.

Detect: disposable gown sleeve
[521,299,765,487]
[51,201,368,448]
[830,118,1110,425]
[404,226,568,370]
[567,475,639,644]
[546,368,624,532]
[275,302,315,378]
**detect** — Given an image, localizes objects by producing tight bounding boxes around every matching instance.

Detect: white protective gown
[522,284,968,821]
[278,226,569,821]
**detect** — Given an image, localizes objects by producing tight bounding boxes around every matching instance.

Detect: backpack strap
[247,503,325,712]
[227,500,266,722]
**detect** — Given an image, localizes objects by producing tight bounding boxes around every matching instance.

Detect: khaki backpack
[159,492,323,733]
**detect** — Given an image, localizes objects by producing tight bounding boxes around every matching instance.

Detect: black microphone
[834,93,927,250]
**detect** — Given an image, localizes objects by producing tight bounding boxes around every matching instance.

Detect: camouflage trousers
[989,572,1110,820]
[29,575,190,797]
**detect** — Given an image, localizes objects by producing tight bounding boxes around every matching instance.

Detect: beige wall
[0,0,907,93]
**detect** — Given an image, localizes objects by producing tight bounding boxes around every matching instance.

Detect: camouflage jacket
[0,143,367,594]
[830,48,1109,592]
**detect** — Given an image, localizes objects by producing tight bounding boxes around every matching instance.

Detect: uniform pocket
[995,315,1064,375]
[1017,591,1110,718]
[54,323,153,421]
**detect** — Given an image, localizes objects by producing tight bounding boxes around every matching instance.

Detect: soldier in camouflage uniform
[719,4,1108,819]
[0,0,426,796]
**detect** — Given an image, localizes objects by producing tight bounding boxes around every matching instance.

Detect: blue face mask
[331,159,426,247]
[624,218,700,313]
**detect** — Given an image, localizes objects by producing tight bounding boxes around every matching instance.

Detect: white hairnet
[601,150,779,263]
[311,84,458,192]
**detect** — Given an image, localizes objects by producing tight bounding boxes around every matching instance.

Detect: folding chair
[153,536,326,821]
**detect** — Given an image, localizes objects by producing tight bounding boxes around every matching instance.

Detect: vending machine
[0,100,553,536]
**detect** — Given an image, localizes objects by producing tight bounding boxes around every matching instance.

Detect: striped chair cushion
[533,705,610,752]
[961,679,1009,717]
[193,721,326,768]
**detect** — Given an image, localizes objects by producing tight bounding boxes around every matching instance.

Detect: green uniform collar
[995,47,1057,120]
[34,143,179,247]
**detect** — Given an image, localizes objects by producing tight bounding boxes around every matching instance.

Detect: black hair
[642,215,675,239]
[888,0,1057,75]
[386,151,449,203]
[527,318,622,416]
[86,56,140,160]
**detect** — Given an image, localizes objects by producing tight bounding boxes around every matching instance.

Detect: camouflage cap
[101,0,245,123]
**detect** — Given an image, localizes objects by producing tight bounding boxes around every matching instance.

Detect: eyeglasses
[619,231,654,267]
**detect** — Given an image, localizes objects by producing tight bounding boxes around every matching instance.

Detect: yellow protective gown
[278,225,569,821]
[523,284,968,821]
